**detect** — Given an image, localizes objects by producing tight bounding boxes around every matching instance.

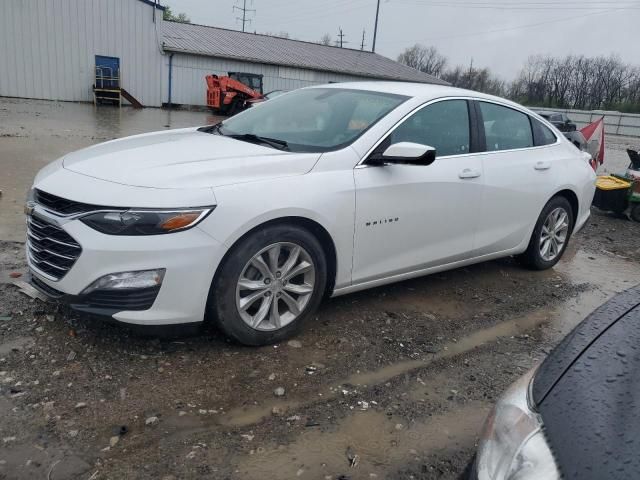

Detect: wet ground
[1,98,640,479]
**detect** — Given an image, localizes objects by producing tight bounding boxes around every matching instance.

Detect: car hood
[532,285,640,479]
[531,284,640,405]
[62,128,321,189]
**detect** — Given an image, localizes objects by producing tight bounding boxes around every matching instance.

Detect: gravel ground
[1,99,640,479]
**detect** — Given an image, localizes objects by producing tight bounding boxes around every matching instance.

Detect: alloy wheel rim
[539,207,569,262]
[236,242,316,331]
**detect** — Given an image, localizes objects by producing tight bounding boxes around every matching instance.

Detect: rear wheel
[518,196,574,270]
[211,224,327,346]
[630,203,640,223]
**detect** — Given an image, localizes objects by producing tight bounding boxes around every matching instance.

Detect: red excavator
[205,72,264,115]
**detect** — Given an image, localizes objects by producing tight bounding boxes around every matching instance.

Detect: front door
[352,99,484,285]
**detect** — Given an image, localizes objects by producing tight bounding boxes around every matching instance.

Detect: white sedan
[27,82,596,345]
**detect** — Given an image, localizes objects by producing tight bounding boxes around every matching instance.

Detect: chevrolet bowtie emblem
[24,201,36,216]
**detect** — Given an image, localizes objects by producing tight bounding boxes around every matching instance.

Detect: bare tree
[511,53,640,112]
[319,33,332,46]
[397,44,447,78]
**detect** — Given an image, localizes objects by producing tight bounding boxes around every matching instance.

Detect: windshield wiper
[226,133,289,151]
[199,124,289,151]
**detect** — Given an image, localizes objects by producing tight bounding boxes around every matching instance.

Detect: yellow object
[596,176,632,191]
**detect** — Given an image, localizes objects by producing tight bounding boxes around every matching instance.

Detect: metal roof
[162,22,448,85]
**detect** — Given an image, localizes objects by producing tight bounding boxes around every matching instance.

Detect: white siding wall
[163,53,379,107]
[0,0,164,106]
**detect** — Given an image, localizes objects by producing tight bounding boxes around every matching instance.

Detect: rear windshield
[218,88,409,153]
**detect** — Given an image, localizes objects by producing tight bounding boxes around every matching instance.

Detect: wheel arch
[552,188,580,229]
[207,216,338,318]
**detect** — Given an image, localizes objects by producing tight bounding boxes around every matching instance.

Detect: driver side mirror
[368,142,437,166]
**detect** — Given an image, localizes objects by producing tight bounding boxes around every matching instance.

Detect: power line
[395,1,640,10]
[380,6,632,44]
[233,0,255,32]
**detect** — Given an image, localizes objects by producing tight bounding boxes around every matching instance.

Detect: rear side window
[479,102,533,152]
[532,119,558,146]
[389,99,470,157]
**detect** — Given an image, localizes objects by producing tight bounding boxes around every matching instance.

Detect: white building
[0,0,445,108]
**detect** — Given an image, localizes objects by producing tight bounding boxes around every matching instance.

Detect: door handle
[534,161,551,170]
[458,168,481,179]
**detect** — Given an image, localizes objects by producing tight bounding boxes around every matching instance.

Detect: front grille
[27,215,82,280]
[76,287,161,311]
[35,189,113,216]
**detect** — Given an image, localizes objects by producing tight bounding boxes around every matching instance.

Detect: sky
[164,0,640,80]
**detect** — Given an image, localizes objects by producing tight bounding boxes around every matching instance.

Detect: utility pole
[372,0,381,52]
[234,0,255,32]
[337,27,346,48]
[360,29,366,50]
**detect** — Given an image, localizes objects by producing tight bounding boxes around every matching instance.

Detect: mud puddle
[236,402,489,480]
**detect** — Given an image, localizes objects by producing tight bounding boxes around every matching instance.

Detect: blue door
[95,55,120,89]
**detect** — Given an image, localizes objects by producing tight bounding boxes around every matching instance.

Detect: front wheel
[518,196,574,270]
[211,225,327,346]
[630,203,640,223]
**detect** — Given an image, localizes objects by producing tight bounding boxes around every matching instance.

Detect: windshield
[217,88,408,152]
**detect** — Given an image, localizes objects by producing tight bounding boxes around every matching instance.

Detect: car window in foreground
[215,88,409,152]
[480,102,533,152]
[532,119,558,146]
[388,99,470,157]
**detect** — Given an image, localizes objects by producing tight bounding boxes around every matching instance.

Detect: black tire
[227,97,243,116]
[210,224,327,346]
[631,203,640,223]
[518,196,575,270]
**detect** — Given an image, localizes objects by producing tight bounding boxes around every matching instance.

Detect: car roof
[312,81,528,111]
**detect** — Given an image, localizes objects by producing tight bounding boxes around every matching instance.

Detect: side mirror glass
[369,142,437,166]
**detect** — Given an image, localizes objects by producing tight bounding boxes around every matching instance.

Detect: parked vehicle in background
[563,130,587,150]
[26,82,596,345]
[205,72,264,115]
[537,111,577,132]
[471,284,640,480]
[245,89,288,108]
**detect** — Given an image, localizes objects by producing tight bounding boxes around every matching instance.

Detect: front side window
[387,99,471,157]
[479,102,533,152]
[218,88,408,153]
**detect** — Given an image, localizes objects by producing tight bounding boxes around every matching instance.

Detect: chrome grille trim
[26,215,82,281]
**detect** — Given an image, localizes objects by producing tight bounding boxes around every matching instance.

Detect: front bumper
[27,209,227,326]
[30,274,162,317]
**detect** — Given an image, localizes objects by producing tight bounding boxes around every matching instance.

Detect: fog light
[81,269,165,294]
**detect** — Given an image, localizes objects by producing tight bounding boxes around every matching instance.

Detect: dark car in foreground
[472,284,640,480]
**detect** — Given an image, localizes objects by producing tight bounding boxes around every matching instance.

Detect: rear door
[474,100,558,255]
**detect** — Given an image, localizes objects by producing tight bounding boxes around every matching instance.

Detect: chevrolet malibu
[26,83,596,345]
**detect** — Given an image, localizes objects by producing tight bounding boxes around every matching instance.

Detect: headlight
[475,368,560,480]
[80,208,214,235]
